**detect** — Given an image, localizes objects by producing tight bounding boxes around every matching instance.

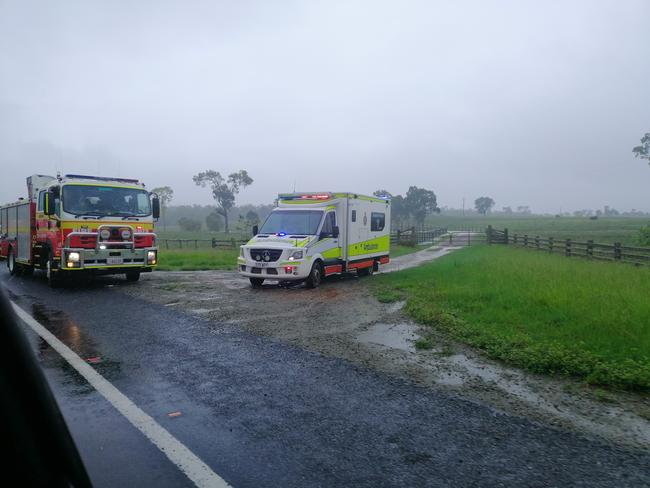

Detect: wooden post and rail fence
[486,226,650,266]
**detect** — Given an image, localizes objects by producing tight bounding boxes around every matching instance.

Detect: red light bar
[299,194,331,200]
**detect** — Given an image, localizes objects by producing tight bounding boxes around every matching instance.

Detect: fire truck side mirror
[44,191,56,216]
[152,196,160,220]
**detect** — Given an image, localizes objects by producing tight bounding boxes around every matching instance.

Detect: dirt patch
[120,252,650,452]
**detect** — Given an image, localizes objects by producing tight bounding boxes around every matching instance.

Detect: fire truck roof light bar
[64,174,141,185]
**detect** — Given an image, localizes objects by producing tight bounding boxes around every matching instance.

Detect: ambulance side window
[351,210,356,222]
[371,212,385,231]
[321,212,336,236]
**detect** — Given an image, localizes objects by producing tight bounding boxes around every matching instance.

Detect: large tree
[633,132,650,165]
[193,170,253,233]
[475,196,495,215]
[151,186,174,231]
[404,186,438,229]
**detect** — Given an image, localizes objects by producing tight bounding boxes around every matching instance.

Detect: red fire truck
[0,174,160,286]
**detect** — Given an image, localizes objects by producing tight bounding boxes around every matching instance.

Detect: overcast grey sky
[1,0,649,212]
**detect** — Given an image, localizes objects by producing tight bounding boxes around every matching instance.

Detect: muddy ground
[122,244,650,452]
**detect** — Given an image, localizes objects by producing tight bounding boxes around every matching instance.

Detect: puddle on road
[28,303,122,392]
[357,323,418,352]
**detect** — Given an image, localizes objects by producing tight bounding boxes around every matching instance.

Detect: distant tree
[245,210,259,225]
[502,206,513,215]
[516,205,531,215]
[373,189,393,198]
[404,186,438,229]
[633,132,650,165]
[151,186,174,231]
[193,170,253,233]
[390,195,408,230]
[178,217,202,232]
[474,197,495,215]
[205,211,223,232]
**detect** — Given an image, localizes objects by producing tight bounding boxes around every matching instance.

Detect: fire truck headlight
[67,252,80,262]
[147,250,157,265]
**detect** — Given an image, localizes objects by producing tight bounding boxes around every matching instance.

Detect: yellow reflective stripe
[348,235,390,257]
[322,248,341,259]
[60,221,154,230]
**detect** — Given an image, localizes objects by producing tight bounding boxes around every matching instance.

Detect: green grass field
[390,244,432,258]
[372,245,650,391]
[424,215,649,245]
[157,248,238,271]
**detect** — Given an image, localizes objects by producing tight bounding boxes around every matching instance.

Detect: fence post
[513,234,518,245]
[178,239,182,249]
[165,239,169,249]
[468,230,471,246]
[523,234,528,247]
[194,239,198,249]
[504,228,509,244]
[548,237,554,253]
[535,236,540,250]
[487,225,492,244]
[614,242,622,261]
[565,238,571,257]
[212,238,216,248]
[587,240,593,258]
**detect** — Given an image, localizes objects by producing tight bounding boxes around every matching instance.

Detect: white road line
[11,300,231,488]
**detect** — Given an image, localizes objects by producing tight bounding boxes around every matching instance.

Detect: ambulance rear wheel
[7,248,18,276]
[357,266,374,277]
[249,278,264,288]
[305,262,323,289]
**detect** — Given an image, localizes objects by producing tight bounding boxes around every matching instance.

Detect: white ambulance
[238,192,391,288]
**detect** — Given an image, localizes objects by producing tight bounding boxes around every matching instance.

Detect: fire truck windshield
[62,185,151,217]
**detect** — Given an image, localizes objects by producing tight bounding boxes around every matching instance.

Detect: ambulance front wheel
[305,262,323,289]
[249,277,264,288]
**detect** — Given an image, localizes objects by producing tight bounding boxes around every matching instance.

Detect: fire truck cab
[0,174,160,286]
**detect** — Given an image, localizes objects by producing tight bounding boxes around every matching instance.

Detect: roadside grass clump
[415,338,434,350]
[372,245,650,391]
[157,249,238,271]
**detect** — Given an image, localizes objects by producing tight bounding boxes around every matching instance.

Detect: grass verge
[391,244,432,258]
[157,248,238,271]
[372,245,650,391]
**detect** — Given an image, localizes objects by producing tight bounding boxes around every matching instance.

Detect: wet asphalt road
[2,269,650,488]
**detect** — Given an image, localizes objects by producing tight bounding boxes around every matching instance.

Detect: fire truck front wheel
[45,254,62,288]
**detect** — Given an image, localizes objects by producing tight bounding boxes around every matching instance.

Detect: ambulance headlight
[67,252,80,262]
[147,250,157,265]
[121,229,132,240]
[289,250,303,260]
[100,229,111,240]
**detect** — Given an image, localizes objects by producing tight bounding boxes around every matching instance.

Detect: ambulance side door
[314,211,341,261]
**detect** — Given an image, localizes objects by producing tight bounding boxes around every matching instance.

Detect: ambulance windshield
[63,185,152,217]
[259,210,323,235]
